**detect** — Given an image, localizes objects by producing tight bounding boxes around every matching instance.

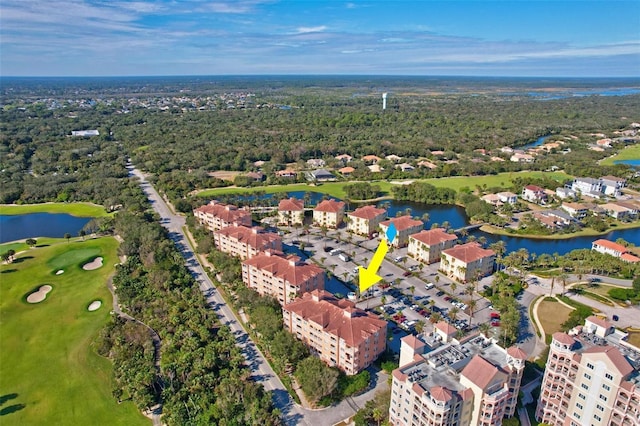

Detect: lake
[218,191,640,257]
[614,159,640,167]
[0,213,92,244]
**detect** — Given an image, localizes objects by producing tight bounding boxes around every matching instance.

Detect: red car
[491,320,501,327]
[490,312,501,319]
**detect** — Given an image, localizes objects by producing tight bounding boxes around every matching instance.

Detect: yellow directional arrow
[358,240,389,293]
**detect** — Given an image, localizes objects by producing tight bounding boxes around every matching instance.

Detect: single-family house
[571,177,603,197]
[417,160,438,169]
[481,194,502,206]
[510,153,535,163]
[600,202,638,221]
[385,154,402,163]
[556,187,577,200]
[306,158,326,169]
[313,199,346,229]
[396,163,415,172]
[362,155,381,164]
[592,239,627,258]
[522,185,547,204]
[275,169,297,179]
[560,202,590,219]
[408,228,458,264]
[335,154,353,164]
[245,171,265,181]
[307,169,336,182]
[497,192,518,205]
[339,166,355,176]
[600,175,626,197]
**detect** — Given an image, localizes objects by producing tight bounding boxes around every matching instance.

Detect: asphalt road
[128,164,307,425]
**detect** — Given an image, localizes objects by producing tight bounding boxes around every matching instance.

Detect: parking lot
[278,224,498,351]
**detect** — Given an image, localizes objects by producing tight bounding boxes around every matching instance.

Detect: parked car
[330,248,342,256]
[491,320,501,327]
[403,271,412,277]
[612,315,619,321]
[338,253,351,262]
[490,312,501,319]
[394,255,406,263]
[408,265,418,272]
[425,282,435,290]
[323,246,334,253]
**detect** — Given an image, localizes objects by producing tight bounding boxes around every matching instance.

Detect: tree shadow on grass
[0,393,18,405]
[0,404,26,416]
[12,256,34,264]
[35,244,50,248]
[0,269,17,274]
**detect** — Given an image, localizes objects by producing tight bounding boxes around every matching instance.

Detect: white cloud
[295,26,327,34]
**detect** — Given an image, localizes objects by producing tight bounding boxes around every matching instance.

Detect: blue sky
[1,1,639,77]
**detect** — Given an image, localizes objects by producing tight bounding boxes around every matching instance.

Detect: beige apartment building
[283,290,387,375]
[347,205,387,237]
[313,199,346,229]
[380,215,424,248]
[408,228,458,264]
[390,329,526,426]
[213,225,282,260]
[278,198,305,226]
[242,252,324,305]
[440,242,495,283]
[536,317,640,426]
[193,201,252,232]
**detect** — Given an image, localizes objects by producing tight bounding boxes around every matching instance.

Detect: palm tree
[421,212,430,224]
[414,320,425,335]
[450,281,457,294]
[409,285,416,301]
[479,322,490,337]
[549,276,555,296]
[449,306,460,322]
[467,298,477,327]
[26,238,37,248]
[64,233,71,243]
[372,408,384,426]
[558,273,569,296]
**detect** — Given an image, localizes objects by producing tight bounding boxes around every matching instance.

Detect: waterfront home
[242,252,324,306]
[194,201,252,233]
[522,185,547,204]
[560,202,590,219]
[306,169,336,182]
[497,192,518,204]
[278,198,304,226]
[283,290,387,375]
[600,202,638,221]
[481,193,502,206]
[379,215,424,248]
[556,187,577,200]
[313,199,346,229]
[408,228,458,264]
[213,225,282,260]
[571,177,603,198]
[600,175,626,197]
[347,205,387,237]
[275,169,297,179]
[592,239,627,258]
[440,242,495,282]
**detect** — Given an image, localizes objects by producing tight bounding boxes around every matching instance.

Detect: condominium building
[408,228,458,264]
[213,225,282,260]
[521,185,548,204]
[600,175,626,197]
[313,199,346,229]
[536,317,640,426]
[592,239,628,258]
[390,329,526,426]
[194,201,252,233]
[242,252,324,305]
[347,205,387,237]
[380,215,424,248]
[440,242,495,283]
[278,198,305,226]
[283,290,387,375]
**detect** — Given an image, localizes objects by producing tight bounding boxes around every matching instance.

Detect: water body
[0,213,92,243]
[614,159,640,167]
[516,134,551,150]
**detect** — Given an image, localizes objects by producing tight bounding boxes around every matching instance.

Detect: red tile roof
[582,346,634,377]
[314,199,346,213]
[507,346,528,360]
[214,225,281,250]
[430,386,453,402]
[461,355,506,390]
[278,197,304,211]
[410,228,458,246]
[593,239,627,253]
[194,201,251,223]
[380,215,423,232]
[524,185,545,192]
[401,335,426,351]
[339,166,355,174]
[621,253,640,263]
[243,253,324,286]
[552,332,575,346]
[284,290,387,347]
[442,242,495,264]
[586,315,612,329]
[435,321,457,335]
[349,205,387,220]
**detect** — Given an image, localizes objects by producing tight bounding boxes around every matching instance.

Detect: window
[594,414,602,422]
[584,373,591,380]
[579,393,586,400]
[605,373,613,380]
[573,412,581,419]
[587,363,594,369]
[599,395,607,402]
[603,384,611,391]
[597,404,604,412]
[576,403,583,410]
[581,384,589,390]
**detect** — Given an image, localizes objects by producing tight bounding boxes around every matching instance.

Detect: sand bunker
[82,257,103,271]
[56,270,64,275]
[87,300,102,311]
[27,285,52,303]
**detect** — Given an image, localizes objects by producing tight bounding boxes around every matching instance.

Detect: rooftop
[278,197,304,211]
[592,239,627,253]
[411,228,458,246]
[214,225,281,249]
[314,199,346,213]
[243,253,324,286]
[349,205,387,220]
[442,242,495,263]
[380,215,423,232]
[194,201,251,222]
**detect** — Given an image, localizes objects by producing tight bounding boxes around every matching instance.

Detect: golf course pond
[0,213,92,243]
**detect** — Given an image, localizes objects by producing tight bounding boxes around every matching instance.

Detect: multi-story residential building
[213,225,282,260]
[313,199,346,229]
[600,202,639,221]
[408,228,458,264]
[571,177,603,198]
[556,187,577,200]
[560,202,590,219]
[536,317,640,426]
[380,215,424,248]
[497,192,518,205]
[440,242,495,283]
[521,185,548,204]
[347,205,387,237]
[390,330,526,426]
[193,201,252,233]
[283,289,387,375]
[600,175,626,197]
[275,169,297,179]
[242,252,324,305]
[592,239,628,258]
[278,198,305,226]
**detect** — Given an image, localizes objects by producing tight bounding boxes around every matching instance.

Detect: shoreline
[0,202,109,218]
[479,223,640,240]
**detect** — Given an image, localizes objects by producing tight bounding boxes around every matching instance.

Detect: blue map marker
[386,223,397,244]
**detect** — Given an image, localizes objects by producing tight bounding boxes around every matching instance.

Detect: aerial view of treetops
[2,74,640,426]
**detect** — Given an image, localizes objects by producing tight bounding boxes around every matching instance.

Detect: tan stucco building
[194,201,252,233]
[440,242,495,283]
[278,198,304,226]
[379,215,424,248]
[213,225,282,260]
[347,205,387,237]
[313,199,346,229]
[408,228,458,264]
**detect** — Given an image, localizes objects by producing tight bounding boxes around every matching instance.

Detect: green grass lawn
[600,144,640,166]
[0,202,109,217]
[537,298,573,337]
[197,171,572,199]
[0,237,148,425]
